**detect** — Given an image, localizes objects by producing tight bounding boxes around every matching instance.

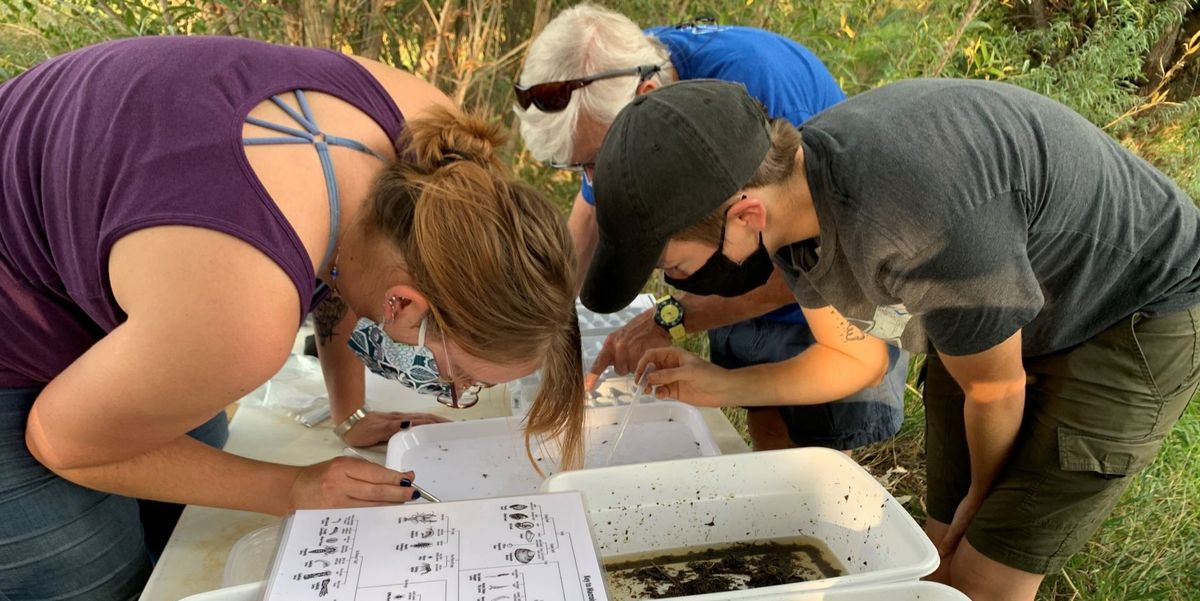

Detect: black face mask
[664,223,774,297]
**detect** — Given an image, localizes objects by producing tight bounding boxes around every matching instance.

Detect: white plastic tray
[508,295,658,416]
[385,401,720,501]
[182,578,969,601]
[509,335,653,415]
[577,294,655,336]
[179,581,264,601]
[735,582,969,600]
[221,524,281,588]
[541,448,939,600]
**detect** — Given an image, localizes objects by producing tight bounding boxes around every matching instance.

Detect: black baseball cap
[580,79,771,313]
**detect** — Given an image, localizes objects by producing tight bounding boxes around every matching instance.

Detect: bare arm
[639,305,890,407]
[735,305,890,404]
[932,330,1026,555]
[568,192,598,293]
[27,227,299,470]
[49,435,303,515]
[590,269,796,377]
[313,290,365,424]
[939,331,1026,496]
[25,226,415,513]
[940,331,1027,494]
[673,268,796,330]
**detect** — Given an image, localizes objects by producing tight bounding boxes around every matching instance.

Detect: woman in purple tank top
[0,37,584,599]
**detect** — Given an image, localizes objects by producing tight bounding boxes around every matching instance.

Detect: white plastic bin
[221,524,281,588]
[508,336,650,415]
[577,294,656,336]
[541,448,938,600]
[180,579,967,601]
[734,581,968,600]
[385,401,721,501]
[179,581,264,601]
[509,294,657,416]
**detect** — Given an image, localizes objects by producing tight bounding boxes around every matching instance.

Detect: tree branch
[929,0,989,78]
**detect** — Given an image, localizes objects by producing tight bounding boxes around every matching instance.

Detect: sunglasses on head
[514,64,662,114]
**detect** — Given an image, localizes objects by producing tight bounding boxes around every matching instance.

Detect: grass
[720,351,1200,600]
[1043,399,1200,600]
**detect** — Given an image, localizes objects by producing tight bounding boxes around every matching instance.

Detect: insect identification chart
[264,492,608,601]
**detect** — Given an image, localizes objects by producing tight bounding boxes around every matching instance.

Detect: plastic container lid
[386,401,721,501]
[734,581,969,600]
[179,581,265,601]
[220,524,280,588]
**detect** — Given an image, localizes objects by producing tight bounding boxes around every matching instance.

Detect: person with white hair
[515,4,907,453]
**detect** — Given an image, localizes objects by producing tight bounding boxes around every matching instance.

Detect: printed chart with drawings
[263,492,608,601]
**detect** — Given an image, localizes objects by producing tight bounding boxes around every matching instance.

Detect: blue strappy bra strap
[243,89,386,275]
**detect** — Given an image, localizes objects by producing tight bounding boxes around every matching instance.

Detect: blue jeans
[0,387,228,600]
[709,317,907,450]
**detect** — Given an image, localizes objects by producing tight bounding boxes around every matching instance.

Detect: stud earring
[383,297,413,325]
[383,297,398,326]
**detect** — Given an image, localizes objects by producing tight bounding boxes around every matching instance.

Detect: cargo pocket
[1041,427,1167,555]
[1058,426,1163,479]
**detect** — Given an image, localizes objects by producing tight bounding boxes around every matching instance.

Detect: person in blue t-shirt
[514,4,906,453]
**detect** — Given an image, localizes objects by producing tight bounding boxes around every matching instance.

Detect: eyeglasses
[438,381,482,409]
[435,336,484,409]
[514,64,662,114]
[673,15,718,30]
[550,160,595,187]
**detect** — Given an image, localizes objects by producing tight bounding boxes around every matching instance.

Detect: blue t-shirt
[582,24,845,324]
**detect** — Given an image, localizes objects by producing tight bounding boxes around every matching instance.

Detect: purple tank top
[0,37,406,387]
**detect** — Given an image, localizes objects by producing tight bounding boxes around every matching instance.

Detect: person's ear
[636,78,659,96]
[380,285,429,330]
[728,193,768,231]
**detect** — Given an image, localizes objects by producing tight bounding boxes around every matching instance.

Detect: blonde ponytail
[525,316,586,473]
[365,106,586,472]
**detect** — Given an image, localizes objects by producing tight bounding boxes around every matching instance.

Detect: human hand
[585,309,673,390]
[634,347,732,407]
[341,412,449,447]
[289,456,420,510]
[938,488,986,559]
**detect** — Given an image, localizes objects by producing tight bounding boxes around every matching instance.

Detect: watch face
[659,304,681,324]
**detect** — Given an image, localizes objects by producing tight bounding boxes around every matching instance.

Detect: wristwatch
[333,407,368,440]
[654,295,687,342]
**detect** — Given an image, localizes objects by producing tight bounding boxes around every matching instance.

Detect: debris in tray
[627,564,739,597]
[605,539,845,600]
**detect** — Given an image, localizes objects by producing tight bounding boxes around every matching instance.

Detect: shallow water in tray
[603,536,845,600]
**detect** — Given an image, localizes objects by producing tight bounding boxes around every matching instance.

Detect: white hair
[515,4,672,163]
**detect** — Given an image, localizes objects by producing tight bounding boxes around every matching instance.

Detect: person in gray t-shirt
[578,79,1200,601]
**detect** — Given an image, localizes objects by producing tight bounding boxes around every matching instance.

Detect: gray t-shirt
[773,79,1200,356]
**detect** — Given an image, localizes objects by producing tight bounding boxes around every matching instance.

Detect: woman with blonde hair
[0,36,582,599]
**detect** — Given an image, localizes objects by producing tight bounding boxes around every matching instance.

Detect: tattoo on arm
[314,292,349,346]
[844,323,866,342]
[830,307,866,342]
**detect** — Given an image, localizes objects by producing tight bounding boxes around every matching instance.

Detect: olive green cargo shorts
[924,307,1200,574]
